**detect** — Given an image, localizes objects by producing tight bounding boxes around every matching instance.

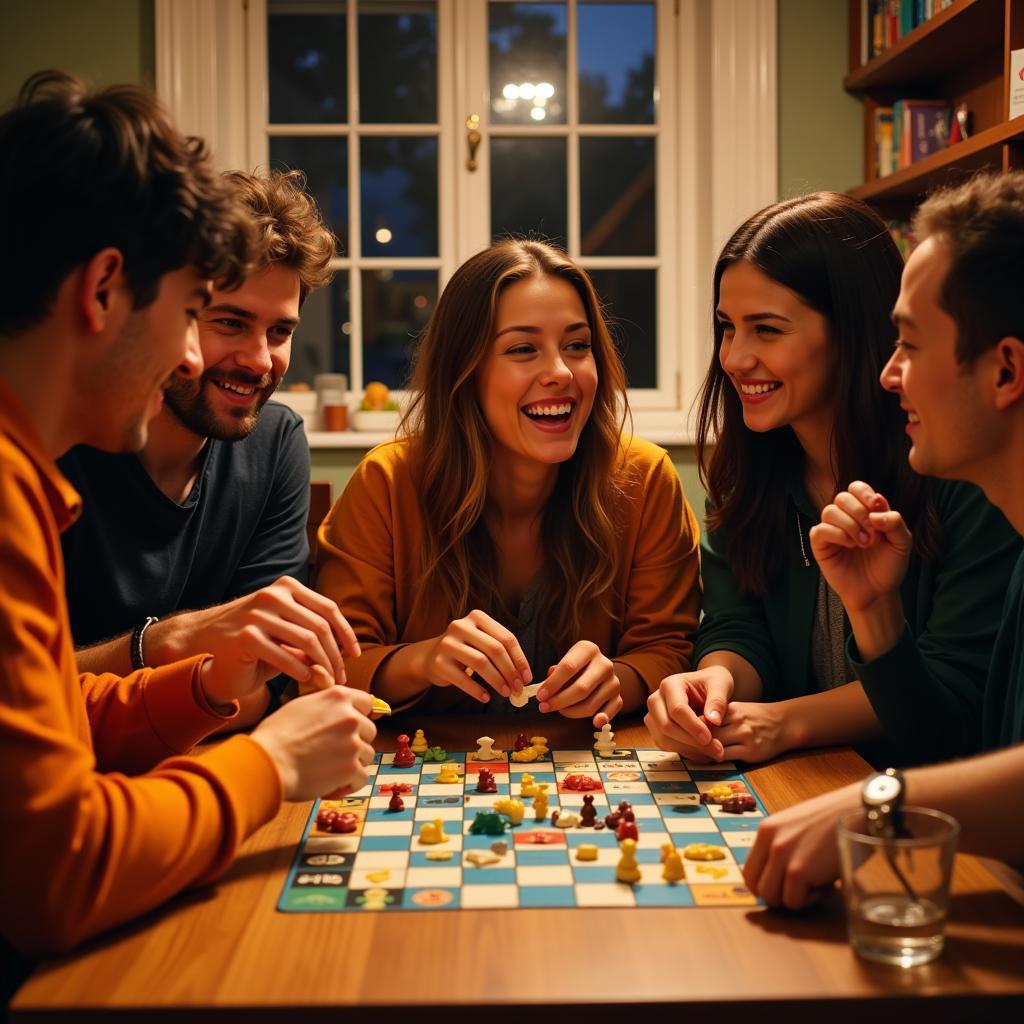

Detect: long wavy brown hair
[695,192,936,595]
[401,239,629,645]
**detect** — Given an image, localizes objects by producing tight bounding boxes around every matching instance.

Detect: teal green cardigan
[694,480,1021,765]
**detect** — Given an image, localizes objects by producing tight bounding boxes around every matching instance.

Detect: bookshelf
[845,0,1024,212]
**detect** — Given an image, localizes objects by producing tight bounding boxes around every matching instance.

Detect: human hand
[644,665,735,761]
[180,576,360,707]
[538,641,623,728]
[250,680,377,801]
[422,609,531,704]
[708,700,792,763]
[809,482,913,615]
[743,780,861,909]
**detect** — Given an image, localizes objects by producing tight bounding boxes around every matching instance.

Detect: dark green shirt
[695,479,1021,766]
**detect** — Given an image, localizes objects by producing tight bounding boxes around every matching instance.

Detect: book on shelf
[871,99,951,177]
[860,0,956,64]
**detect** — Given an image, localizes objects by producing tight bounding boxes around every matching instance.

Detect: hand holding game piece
[250,684,376,802]
[708,701,793,763]
[594,722,617,757]
[645,665,736,761]
[536,640,623,728]
[508,682,541,708]
[421,609,532,702]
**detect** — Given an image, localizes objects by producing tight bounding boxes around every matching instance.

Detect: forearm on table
[697,651,763,701]
[775,682,883,750]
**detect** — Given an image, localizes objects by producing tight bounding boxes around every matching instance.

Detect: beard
[164,369,280,441]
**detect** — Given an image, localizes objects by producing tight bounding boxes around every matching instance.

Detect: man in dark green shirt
[743,170,1024,908]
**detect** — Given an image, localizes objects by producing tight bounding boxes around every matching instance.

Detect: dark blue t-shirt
[59,401,310,647]
[983,548,1024,751]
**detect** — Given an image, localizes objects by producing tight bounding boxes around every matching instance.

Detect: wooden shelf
[850,114,1024,202]
[844,0,1003,92]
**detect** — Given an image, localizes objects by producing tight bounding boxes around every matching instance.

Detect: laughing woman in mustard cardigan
[315,239,700,726]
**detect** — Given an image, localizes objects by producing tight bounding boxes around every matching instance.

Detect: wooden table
[11,716,1024,1022]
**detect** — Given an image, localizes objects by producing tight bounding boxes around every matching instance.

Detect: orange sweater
[0,378,282,955]
[316,436,701,712]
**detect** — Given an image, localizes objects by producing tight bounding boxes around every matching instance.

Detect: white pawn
[475,735,498,761]
[594,722,616,757]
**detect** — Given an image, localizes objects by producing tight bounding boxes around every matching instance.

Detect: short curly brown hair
[226,169,336,307]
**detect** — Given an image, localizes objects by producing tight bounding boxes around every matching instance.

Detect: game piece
[475,736,500,761]
[511,746,539,763]
[366,869,391,883]
[660,842,675,863]
[514,732,530,751]
[700,783,736,804]
[358,887,392,910]
[422,746,448,762]
[436,762,462,784]
[508,682,541,708]
[387,789,404,813]
[721,793,757,813]
[316,807,359,833]
[562,773,601,791]
[493,797,525,826]
[615,838,641,884]
[697,864,729,880]
[529,736,549,757]
[370,697,393,716]
[575,844,599,862]
[465,850,501,867]
[425,850,453,861]
[594,722,616,757]
[410,729,428,754]
[490,840,508,856]
[551,810,581,829]
[604,800,632,830]
[532,784,550,821]
[616,815,638,842]
[379,782,412,794]
[469,811,507,836]
[518,772,537,798]
[682,843,726,861]
[393,734,416,768]
[662,848,685,883]
[418,818,448,845]
[579,794,598,827]
[475,768,497,793]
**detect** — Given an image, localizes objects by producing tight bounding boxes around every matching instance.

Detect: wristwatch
[862,767,905,839]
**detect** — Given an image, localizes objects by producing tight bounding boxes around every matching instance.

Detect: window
[156,0,777,439]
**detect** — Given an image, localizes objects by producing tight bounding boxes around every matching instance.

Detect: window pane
[358,2,437,123]
[489,2,567,125]
[588,269,656,388]
[361,269,437,389]
[287,274,351,384]
[360,137,438,257]
[270,136,348,251]
[268,3,347,124]
[490,137,566,247]
[578,2,655,124]
[580,137,655,256]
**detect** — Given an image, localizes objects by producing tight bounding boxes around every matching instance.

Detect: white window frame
[155,0,777,444]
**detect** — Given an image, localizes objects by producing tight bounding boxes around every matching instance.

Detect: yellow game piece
[705,783,735,804]
[696,864,729,880]
[682,843,726,861]
[511,746,539,763]
[409,728,428,754]
[436,762,462,784]
[418,818,448,845]
[518,772,537,798]
[616,838,641,884]
[493,796,525,826]
[660,842,676,863]
[370,696,392,716]
[575,844,599,862]
[425,849,453,861]
[366,869,391,883]
[662,848,685,883]
[529,736,549,757]
[360,887,391,910]
[465,850,502,867]
[532,783,550,821]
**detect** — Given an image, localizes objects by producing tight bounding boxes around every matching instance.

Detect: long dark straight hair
[695,192,936,595]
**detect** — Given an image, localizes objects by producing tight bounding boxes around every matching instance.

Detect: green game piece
[421,746,447,762]
[469,811,507,836]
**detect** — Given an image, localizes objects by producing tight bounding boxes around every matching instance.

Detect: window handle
[465,114,482,171]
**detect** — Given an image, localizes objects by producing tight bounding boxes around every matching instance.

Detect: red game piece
[316,808,359,833]
[387,789,405,813]
[604,800,632,830]
[721,793,757,813]
[514,732,530,752]
[616,815,639,842]
[579,794,597,827]
[393,734,416,768]
[379,782,412,794]
[562,773,601,791]
[475,768,498,793]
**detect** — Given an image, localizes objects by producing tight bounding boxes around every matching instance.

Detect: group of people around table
[2,71,1024,970]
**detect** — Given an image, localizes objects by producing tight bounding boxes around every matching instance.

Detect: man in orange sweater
[0,72,376,962]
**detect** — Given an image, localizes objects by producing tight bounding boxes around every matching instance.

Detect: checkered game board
[278,746,766,912]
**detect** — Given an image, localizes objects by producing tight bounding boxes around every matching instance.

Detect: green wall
[0,0,154,106]
[778,0,862,196]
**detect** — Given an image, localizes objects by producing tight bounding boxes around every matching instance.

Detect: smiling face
[163,263,300,440]
[881,235,998,482]
[475,273,598,469]
[716,260,837,444]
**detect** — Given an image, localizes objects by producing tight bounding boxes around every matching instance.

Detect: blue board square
[359,836,412,851]
[572,865,617,883]
[515,849,569,865]
[648,780,698,794]
[634,883,695,907]
[636,848,664,864]
[565,831,617,847]
[519,886,576,908]
[731,847,750,864]
[715,818,761,833]
[463,868,517,885]
[366,808,414,821]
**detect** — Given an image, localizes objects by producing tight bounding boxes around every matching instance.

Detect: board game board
[278,746,765,912]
